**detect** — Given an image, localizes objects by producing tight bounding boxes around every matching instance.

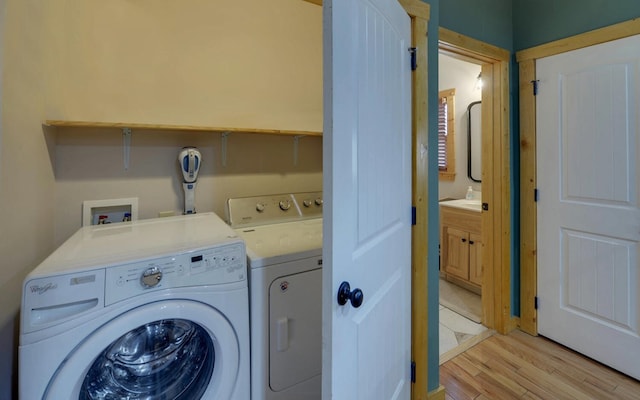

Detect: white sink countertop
[439,199,482,212]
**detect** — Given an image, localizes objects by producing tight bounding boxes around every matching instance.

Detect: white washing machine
[227,192,323,400]
[19,213,250,400]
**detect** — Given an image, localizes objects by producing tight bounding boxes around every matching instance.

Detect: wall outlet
[83,198,139,226]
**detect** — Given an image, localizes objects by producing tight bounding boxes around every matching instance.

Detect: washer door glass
[80,319,214,400]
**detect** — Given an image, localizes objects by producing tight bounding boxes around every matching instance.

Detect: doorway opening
[437,28,514,362]
[437,51,489,361]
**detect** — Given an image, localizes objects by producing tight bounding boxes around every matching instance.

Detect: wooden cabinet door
[444,227,469,280]
[468,232,483,286]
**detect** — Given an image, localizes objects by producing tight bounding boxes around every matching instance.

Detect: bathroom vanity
[439,199,482,294]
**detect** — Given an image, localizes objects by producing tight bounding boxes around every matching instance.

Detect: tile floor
[439,304,488,356]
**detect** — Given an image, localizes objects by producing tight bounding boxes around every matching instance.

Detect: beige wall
[0,1,57,396]
[54,130,322,244]
[0,0,321,398]
[48,0,322,131]
[438,53,482,200]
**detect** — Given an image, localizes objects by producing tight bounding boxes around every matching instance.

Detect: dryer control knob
[315,198,323,206]
[303,200,312,207]
[279,200,291,211]
[141,266,163,288]
[256,203,266,212]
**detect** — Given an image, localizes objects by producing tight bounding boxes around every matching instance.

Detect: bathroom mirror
[467,101,481,183]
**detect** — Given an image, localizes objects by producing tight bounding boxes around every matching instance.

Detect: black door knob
[337,281,364,308]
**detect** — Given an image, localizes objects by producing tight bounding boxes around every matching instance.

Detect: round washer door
[44,300,240,400]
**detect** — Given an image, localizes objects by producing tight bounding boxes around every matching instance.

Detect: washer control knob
[279,200,291,211]
[141,266,162,288]
[315,198,323,206]
[303,199,312,207]
[256,203,266,212]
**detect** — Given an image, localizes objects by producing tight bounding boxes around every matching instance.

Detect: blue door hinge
[411,206,416,226]
[411,361,416,383]
[408,47,417,71]
[534,188,539,202]
[534,296,539,310]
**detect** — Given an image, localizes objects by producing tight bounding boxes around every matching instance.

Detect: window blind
[438,97,448,170]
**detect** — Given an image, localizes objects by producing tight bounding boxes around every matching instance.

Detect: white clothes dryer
[227,192,322,400]
[19,213,250,400]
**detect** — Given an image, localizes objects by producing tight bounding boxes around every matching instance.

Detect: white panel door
[537,34,640,380]
[322,0,412,398]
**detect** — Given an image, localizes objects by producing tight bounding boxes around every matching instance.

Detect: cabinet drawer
[440,206,481,233]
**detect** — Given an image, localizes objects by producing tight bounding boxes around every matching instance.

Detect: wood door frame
[516,18,640,335]
[439,28,515,335]
[400,2,431,399]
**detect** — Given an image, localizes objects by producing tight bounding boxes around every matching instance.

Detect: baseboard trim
[427,385,446,400]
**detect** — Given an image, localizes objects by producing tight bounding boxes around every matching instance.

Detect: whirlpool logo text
[30,282,58,295]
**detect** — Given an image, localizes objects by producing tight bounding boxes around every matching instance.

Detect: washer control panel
[105,243,246,306]
[140,266,163,288]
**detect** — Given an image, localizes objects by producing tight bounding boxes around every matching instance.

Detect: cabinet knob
[469,240,475,245]
[461,238,467,243]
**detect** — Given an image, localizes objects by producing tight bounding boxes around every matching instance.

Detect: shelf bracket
[293,135,306,166]
[122,127,132,170]
[221,131,230,167]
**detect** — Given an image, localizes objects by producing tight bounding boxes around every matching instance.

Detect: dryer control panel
[226,191,322,228]
[105,243,246,306]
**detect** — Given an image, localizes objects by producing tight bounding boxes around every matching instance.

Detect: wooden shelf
[44,120,323,137]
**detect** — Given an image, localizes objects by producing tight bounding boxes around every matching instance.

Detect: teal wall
[514,0,640,50]
[441,0,513,51]
[423,1,440,391]
[439,1,520,325]
[424,0,639,393]
[423,0,513,392]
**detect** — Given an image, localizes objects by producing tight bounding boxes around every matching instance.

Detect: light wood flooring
[441,329,640,400]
